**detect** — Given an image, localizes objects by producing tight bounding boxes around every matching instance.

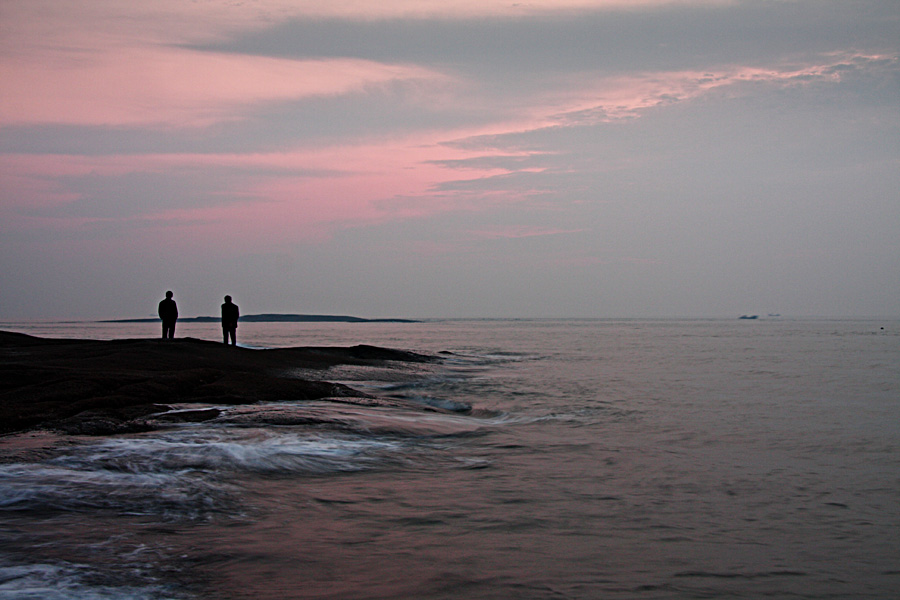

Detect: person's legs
[228,329,236,345]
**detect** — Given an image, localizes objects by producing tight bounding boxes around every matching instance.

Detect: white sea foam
[0,460,227,518]
[0,427,410,519]
[66,431,398,474]
[0,561,179,600]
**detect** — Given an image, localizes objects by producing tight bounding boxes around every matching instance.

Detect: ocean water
[0,318,898,599]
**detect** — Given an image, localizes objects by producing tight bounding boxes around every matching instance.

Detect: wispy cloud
[2,0,898,318]
[0,50,445,128]
[549,52,900,126]
[4,48,895,244]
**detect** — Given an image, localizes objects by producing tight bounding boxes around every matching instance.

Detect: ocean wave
[438,350,541,366]
[0,427,410,518]
[53,430,402,477]
[219,402,489,437]
[0,559,184,600]
[0,461,235,519]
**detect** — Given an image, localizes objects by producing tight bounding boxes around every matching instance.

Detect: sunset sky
[2,0,898,319]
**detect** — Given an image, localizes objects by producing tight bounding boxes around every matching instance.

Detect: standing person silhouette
[158,291,178,339]
[221,295,240,345]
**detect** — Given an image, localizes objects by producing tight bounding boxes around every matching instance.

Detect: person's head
[165,291,173,299]
[224,295,232,303]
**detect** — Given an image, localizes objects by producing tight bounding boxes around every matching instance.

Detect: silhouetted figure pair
[158,291,178,339]
[222,295,240,345]
[158,291,239,344]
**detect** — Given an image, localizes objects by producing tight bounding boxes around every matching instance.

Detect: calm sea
[0,319,898,599]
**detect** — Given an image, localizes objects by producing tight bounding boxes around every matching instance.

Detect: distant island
[102,314,418,324]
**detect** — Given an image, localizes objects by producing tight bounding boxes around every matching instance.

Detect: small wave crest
[0,460,234,519]
[357,379,474,412]
[221,402,489,438]
[0,428,407,518]
[59,431,401,475]
[0,559,182,600]
[438,350,539,365]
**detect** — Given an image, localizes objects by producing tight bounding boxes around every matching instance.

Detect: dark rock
[0,331,439,436]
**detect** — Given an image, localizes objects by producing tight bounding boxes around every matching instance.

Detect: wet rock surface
[0,331,437,435]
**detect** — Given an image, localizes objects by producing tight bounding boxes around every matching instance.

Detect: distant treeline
[103,314,418,324]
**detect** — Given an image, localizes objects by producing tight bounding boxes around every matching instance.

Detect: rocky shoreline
[0,330,438,436]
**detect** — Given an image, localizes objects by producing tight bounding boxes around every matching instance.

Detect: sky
[1,0,898,320]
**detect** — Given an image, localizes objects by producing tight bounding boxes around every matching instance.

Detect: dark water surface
[1,319,898,599]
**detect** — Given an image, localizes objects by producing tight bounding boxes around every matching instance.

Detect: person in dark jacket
[221,295,239,345]
[158,291,178,339]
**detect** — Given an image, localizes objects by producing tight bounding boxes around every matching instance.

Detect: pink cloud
[0,133,518,247]
[2,43,878,245]
[9,0,729,27]
[1,0,731,130]
[4,0,891,259]
[0,47,444,128]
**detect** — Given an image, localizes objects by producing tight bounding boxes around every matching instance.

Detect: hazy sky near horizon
[2,0,899,319]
